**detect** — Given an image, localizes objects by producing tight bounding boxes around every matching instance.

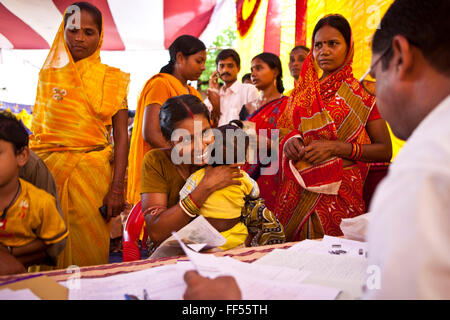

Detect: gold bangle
[179,200,197,218]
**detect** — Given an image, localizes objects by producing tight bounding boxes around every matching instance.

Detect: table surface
[0,242,296,285]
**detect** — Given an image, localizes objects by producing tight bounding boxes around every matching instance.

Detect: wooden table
[0,242,296,285]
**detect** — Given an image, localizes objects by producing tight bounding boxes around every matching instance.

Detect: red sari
[273,41,379,241]
[242,96,289,211]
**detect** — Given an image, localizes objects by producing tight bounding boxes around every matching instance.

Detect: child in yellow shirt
[179,121,259,250]
[0,111,68,274]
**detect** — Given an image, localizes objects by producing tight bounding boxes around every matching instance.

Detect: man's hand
[183,270,242,300]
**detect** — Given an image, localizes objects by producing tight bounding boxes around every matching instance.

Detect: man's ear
[17,146,30,167]
[391,35,414,81]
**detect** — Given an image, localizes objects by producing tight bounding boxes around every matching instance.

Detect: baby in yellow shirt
[0,111,68,274]
[179,121,259,250]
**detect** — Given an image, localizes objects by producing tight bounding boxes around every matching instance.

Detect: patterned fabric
[30,14,130,268]
[242,96,289,211]
[127,73,202,206]
[242,198,286,246]
[273,35,376,241]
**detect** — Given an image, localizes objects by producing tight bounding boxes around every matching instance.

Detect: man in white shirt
[205,49,259,127]
[181,0,450,300]
[363,0,450,299]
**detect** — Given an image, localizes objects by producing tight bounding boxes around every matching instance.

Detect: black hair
[64,2,102,33]
[252,52,284,94]
[127,110,135,118]
[241,73,252,83]
[290,45,310,54]
[160,35,206,75]
[210,120,248,166]
[159,94,211,141]
[312,14,352,52]
[215,49,241,68]
[0,111,29,154]
[372,0,450,76]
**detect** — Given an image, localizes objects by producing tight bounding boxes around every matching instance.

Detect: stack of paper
[255,236,369,299]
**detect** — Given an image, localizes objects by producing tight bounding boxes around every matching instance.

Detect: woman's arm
[295,119,392,165]
[103,109,128,221]
[143,104,171,148]
[143,165,243,246]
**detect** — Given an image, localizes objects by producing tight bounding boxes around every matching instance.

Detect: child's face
[0,140,29,187]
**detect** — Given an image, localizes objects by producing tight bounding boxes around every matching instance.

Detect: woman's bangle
[179,194,201,218]
[110,187,124,195]
[349,143,363,161]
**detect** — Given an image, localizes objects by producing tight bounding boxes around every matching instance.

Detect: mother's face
[313,25,348,77]
[170,114,214,166]
[64,10,100,62]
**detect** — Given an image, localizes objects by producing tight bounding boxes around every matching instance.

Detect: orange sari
[274,40,376,241]
[30,18,130,268]
[127,73,202,205]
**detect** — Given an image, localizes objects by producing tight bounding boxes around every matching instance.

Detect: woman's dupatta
[274,39,375,241]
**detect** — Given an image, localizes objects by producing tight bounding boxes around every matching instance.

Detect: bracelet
[110,187,124,195]
[350,143,363,161]
[179,194,201,218]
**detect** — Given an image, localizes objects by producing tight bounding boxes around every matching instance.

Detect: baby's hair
[210,120,248,166]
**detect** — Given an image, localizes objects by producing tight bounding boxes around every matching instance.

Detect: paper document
[150,215,226,258]
[255,248,368,299]
[173,231,341,300]
[288,237,368,258]
[0,288,41,300]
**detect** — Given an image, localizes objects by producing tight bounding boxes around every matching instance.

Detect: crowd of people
[0,0,449,299]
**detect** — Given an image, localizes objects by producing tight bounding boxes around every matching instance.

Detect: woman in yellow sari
[127,35,206,205]
[30,2,130,268]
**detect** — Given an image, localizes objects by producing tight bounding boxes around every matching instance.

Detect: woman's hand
[102,189,125,222]
[284,137,306,162]
[200,164,243,195]
[302,140,338,164]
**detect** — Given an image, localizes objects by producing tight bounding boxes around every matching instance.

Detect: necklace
[0,181,21,228]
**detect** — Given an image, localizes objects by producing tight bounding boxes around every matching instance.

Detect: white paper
[0,288,41,300]
[150,215,226,258]
[321,235,368,258]
[173,231,340,300]
[255,249,368,299]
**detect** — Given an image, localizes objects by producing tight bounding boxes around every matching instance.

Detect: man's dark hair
[372,0,450,76]
[216,49,241,68]
[64,2,103,33]
[0,111,29,154]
